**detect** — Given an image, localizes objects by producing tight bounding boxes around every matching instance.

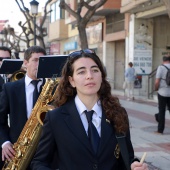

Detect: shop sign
[50,43,60,54]
[133,21,153,74]
[64,42,77,51]
[86,23,102,45]
[133,50,152,74]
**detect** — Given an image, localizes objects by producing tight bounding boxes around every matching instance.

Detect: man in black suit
[0,46,46,168]
[0,46,11,92]
[0,46,11,168]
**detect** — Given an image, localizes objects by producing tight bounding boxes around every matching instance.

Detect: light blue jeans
[126,81,134,98]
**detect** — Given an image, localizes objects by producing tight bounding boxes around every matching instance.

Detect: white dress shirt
[75,95,102,137]
[0,74,5,81]
[25,75,43,118]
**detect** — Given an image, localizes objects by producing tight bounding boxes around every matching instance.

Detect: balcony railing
[106,19,124,34]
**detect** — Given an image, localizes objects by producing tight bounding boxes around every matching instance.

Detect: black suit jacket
[0,77,27,169]
[0,77,45,146]
[0,77,27,146]
[0,75,4,92]
[31,99,135,170]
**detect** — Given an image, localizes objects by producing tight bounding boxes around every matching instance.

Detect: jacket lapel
[98,111,114,155]
[14,78,27,119]
[39,78,46,93]
[63,100,94,154]
[63,101,114,155]
[0,75,4,84]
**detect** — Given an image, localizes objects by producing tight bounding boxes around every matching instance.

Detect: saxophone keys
[23,137,28,144]
[11,164,17,170]
[20,137,28,145]
[16,149,22,159]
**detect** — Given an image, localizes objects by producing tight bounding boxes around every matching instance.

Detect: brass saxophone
[2,78,59,170]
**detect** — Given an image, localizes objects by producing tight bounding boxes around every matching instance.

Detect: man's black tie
[31,80,40,107]
[85,110,100,154]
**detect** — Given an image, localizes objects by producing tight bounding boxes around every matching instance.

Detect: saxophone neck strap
[116,133,131,170]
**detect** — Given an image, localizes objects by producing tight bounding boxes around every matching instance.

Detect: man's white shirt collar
[25,74,43,86]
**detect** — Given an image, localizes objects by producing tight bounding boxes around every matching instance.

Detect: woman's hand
[131,161,148,170]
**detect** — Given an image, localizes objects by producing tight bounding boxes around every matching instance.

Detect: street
[117,95,170,170]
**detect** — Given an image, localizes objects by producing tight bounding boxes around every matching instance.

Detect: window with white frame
[50,0,65,23]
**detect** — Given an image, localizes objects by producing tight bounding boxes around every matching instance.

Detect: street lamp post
[30,0,39,46]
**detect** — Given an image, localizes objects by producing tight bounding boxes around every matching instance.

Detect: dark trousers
[157,93,170,133]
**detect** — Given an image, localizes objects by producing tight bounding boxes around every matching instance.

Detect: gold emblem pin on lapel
[114,144,120,159]
[106,119,110,123]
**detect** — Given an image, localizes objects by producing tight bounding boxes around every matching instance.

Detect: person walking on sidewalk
[155,56,170,134]
[125,62,136,100]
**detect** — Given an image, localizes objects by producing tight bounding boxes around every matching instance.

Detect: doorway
[114,41,125,90]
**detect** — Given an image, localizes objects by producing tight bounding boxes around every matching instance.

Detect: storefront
[50,42,60,55]
[64,41,78,54]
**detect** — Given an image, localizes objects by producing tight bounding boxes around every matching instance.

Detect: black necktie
[85,110,100,154]
[31,80,40,107]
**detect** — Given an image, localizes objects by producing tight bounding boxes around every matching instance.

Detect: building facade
[121,0,170,98]
[46,0,170,99]
[47,0,125,90]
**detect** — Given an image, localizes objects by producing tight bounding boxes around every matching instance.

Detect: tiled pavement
[115,94,170,170]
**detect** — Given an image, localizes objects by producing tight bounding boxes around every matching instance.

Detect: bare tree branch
[39,0,52,28]
[3,0,52,52]
[60,0,81,21]
[60,0,108,49]
[15,0,33,32]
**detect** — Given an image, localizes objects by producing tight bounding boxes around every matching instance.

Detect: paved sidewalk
[116,95,170,170]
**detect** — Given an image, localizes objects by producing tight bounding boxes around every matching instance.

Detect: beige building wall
[48,19,68,42]
[153,15,170,69]
[68,25,78,38]
[105,42,116,89]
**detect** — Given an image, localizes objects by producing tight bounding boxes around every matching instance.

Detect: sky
[0,0,47,32]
